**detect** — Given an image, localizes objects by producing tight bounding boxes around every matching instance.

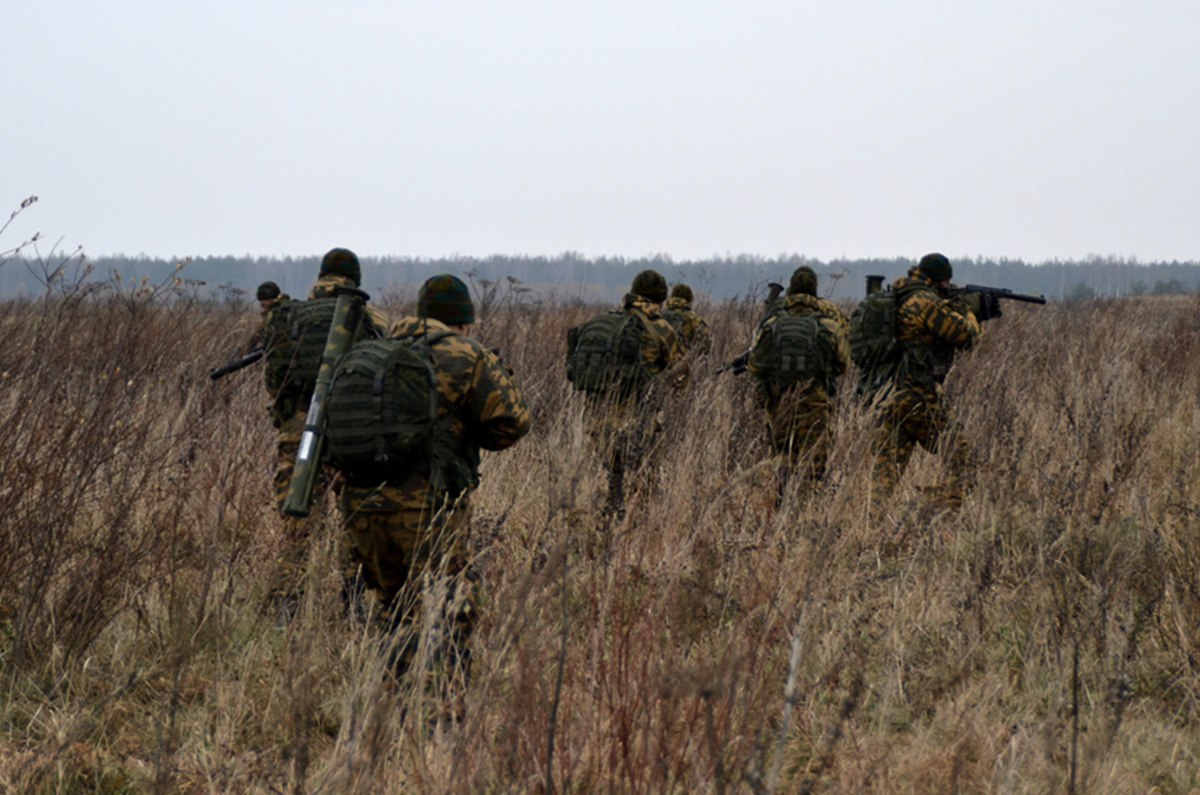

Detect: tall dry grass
[2,275,1200,794]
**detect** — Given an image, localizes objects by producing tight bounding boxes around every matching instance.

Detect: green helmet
[319,248,361,285]
[787,266,818,297]
[631,269,668,304]
[419,274,475,325]
[918,252,952,282]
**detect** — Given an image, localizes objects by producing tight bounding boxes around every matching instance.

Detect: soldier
[747,266,850,492]
[337,274,531,679]
[868,253,981,507]
[266,248,388,508]
[572,269,688,518]
[661,283,712,355]
[237,281,290,356]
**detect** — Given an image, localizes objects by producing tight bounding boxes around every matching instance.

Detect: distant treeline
[2,251,1198,303]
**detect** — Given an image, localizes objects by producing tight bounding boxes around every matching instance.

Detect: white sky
[4,0,1198,263]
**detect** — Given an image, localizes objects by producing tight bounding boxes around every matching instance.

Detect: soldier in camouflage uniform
[339,274,531,678]
[238,281,291,356]
[267,249,388,508]
[584,269,688,517]
[869,253,981,506]
[748,266,850,489]
[662,283,712,356]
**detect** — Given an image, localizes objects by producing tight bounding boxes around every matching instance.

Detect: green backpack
[848,289,899,371]
[566,311,648,395]
[659,307,686,338]
[264,298,378,397]
[749,311,837,391]
[323,331,453,478]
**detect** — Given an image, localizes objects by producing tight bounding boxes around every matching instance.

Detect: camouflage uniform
[239,292,290,357]
[662,296,713,356]
[748,292,850,485]
[869,267,980,502]
[584,292,688,516]
[339,314,531,675]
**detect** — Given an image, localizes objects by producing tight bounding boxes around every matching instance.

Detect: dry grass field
[2,270,1200,794]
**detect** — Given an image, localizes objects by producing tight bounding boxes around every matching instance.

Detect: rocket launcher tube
[281,286,371,518]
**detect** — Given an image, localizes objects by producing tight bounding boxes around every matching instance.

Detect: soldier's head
[319,248,361,286]
[631,269,668,304]
[787,266,818,297]
[256,281,281,309]
[670,283,694,303]
[918,253,953,286]
[419,274,475,330]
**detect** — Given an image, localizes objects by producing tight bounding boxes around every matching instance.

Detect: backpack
[848,289,900,371]
[323,331,453,478]
[659,307,686,339]
[749,310,837,391]
[565,311,648,395]
[264,298,374,397]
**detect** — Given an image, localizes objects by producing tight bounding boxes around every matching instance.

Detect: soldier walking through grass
[660,283,712,356]
[869,253,981,508]
[747,266,850,495]
[332,274,531,681]
[567,269,688,518]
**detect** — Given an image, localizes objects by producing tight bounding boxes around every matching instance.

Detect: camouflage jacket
[748,292,850,407]
[892,269,980,389]
[625,293,689,393]
[662,297,712,355]
[341,316,532,512]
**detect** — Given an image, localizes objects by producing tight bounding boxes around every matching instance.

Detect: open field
[2,275,1200,793]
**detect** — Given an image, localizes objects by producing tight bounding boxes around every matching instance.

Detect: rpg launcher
[281,285,371,518]
[209,348,264,380]
[718,281,786,375]
[954,284,1047,321]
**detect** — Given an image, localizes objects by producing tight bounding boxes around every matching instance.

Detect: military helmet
[256,281,281,301]
[631,269,668,304]
[319,247,361,285]
[918,252,953,282]
[419,273,475,326]
[787,265,818,296]
[670,283,694,303]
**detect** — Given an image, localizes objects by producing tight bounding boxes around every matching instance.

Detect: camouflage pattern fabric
[239,294,289,357]
[584,294,687,515]
[869,269,980,502]
[663,296,712,355]
[748,293,850,485]
[338,315,531,669]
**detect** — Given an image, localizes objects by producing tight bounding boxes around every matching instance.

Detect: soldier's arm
[919,300,980,349]
[694,318,713,356]
[467,349,532,451]
[827,318,850,378]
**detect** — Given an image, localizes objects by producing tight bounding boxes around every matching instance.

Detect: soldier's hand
[957,292,983,320]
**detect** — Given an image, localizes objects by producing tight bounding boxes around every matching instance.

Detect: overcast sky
[4,1,1198,263]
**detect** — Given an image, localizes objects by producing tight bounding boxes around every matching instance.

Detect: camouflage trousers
[764,385,834,486]
[869,383,969,502]
[270,411,336,606]
[341,498,476,680]
[584,401,663,516]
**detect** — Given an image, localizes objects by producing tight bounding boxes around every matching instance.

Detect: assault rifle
[718,281,786,375]
[953,284,1047,321]
[281,285,371,518]
[209,348,264,380]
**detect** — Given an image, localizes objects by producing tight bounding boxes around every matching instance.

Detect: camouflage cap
[631,269,668,304]
[256,281,281,301]
[419,274,475,325]
[670,283,694,302]
[918,252,953,282]
[787,266,818,296]
[319,248,361,285]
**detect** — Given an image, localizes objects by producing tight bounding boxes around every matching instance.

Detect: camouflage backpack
[566,311,648,395]
[323,331,454,479]
[749,310,837,391]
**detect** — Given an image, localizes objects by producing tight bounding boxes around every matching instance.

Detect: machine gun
[953,284,1047,321]
[209,348,264,380]
[717,281,786,375]
[281,285,371,518]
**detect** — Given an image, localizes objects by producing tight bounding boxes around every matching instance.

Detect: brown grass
[2,272,1200,794]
